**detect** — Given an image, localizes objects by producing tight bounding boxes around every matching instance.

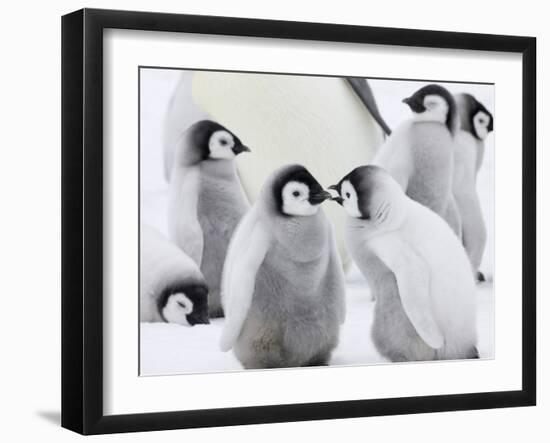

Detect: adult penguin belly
[191,72,385,268]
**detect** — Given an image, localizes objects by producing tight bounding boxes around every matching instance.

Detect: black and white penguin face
[472,111,492,140]
[208,129,240,159]
[188,120,250,163]
[158,284,209,326]
[337,180,363,218]
[329,165,405,228]
[403,84,457,133]
[455,93,494,141]
[274,165,331,217]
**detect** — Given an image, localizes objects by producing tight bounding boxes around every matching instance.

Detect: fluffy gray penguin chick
[329,165,479,362]
[220,164,346,369]
[168,120,250,318]
[452,93,494,281]
[373,84,462,236]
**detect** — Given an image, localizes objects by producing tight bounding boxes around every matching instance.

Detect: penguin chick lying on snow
[140,225,209,326]
[329,165,478,362]
[220,164,346,369]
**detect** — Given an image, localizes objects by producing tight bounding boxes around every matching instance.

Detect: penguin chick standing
[453,93,494,281]
[140,225,209,326]
[329,165,478,361]
[220,164,346,369]
[372,84,461,235]
[168,120,250,318]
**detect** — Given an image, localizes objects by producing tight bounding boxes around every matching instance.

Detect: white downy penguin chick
[372,84,462,236]
[168,120,250,318]
[220,164,346,369]
[140,225,209,326]
[329,165,478,361]
[453,93,494,281]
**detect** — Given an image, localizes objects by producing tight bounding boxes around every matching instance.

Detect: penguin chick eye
[423,95,446,111]
[345,192,351,199]
[219,138,228,146]
[162,293,194,325]
[425,99,438,109]
[292,191,301,197]
[177,300,191,311]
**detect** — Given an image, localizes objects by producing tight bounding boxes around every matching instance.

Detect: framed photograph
[62,8,536,435]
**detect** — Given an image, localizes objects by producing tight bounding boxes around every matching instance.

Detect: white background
[0,0,545,441]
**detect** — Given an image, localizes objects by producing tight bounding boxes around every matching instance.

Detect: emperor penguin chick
[453,93,494,281]
[372,84,461,235]
[329,165,478,361]
[220,165,346,369]
[168,120,250,318]
[140,225,209,326]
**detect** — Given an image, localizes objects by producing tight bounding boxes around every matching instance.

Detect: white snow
[140,266,494,375]
[139,69,495,376]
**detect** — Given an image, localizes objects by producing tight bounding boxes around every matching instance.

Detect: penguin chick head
[183,120,250,165]
[329,165,407,231]
[272,164,332,217]
[402,84,457,134]
[158,283,209,326]
[455,93,494,141]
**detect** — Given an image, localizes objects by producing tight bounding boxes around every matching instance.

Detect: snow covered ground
[141,268,494,375]
[139,69,495,376]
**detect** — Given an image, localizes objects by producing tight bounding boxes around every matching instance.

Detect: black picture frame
[61,8,537,435]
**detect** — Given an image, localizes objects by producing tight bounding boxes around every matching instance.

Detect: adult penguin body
[168,120,250,317]
[329,165,478,361]
[220,165,346,369]
[140,225,209,326]
[372,84,461,235]
[453,93,494,280]
[188,72,389,269]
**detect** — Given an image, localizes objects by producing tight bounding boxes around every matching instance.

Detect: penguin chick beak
[327,185,344,205]
[309,190,332,205]
[187,311,210,326]
[402,97,411,105]
[232,144,251,155]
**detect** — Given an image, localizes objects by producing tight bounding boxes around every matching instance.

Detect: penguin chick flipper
[168,165,204,266]
[328,227,347,325]
[219,209,270,352]
[370,234,444,350]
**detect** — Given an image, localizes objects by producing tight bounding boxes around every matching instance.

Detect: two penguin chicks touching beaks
[220,161,480,367]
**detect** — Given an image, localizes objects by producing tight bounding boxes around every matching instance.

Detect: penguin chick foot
[476,271,486,283]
